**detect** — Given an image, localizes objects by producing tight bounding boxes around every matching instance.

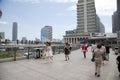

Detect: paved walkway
[0,47,119,80]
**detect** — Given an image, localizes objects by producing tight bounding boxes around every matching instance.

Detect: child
[116,53,120,77]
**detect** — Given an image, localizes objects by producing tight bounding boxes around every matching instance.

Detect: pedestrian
[105,44,110,61]
[47,42,53,61]
[91,42,97,53]
[91,42,97,61]
[64,42,71,61]
[44,42,53,63]
[116,53,120,77]
[81,43,88,58]
[94,44,104,77]
[101,43,106,65]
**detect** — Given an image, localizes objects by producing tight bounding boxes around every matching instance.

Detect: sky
[0,0,117,40]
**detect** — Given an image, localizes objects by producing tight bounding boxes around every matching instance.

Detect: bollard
[27,47,30,59]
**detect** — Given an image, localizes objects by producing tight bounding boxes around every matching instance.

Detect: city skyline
[0,0,116,40]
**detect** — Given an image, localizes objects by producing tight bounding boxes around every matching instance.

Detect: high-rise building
[21,37,27,44]
[41,25,52,42]
[77,0,96,33]
[99,22,105,33]
[112,0,120,33]
[64,0,105,44]
[112,11,119,33]
[12,22,18,41]
[0,32,5,39]
[96,15,105,33]
[117,0,120,12]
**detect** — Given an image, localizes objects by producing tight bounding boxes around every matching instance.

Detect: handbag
[91,54,95,62]
[42,52,46,59]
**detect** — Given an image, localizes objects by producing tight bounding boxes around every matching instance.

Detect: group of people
[42,42,72,62]
[42,41,120,77]
[81,42,111,77]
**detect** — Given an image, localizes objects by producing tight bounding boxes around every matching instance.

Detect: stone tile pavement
[0,47,119,80]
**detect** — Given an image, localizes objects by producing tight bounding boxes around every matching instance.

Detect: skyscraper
[41,25,52,42]
[77,0,96,33]
[117,0,120,12]
[112,11,119,33]
[64,0,105,44]
[112,0,120,33]
[12,22,18,41]
[0,32,5,39]
[96,15,105,33]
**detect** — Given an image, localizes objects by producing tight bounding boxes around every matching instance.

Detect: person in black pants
[116,53,120,77]
[105,44,110,61]
[64,43,71,61]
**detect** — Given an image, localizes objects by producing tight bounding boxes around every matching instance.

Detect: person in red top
[81,43,88,58]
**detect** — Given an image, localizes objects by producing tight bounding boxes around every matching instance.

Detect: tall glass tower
[77,0,96,34]
[12,22,18,41]
[41,25,52,42]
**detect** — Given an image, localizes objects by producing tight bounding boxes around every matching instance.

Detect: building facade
[77,0,96,34]
[64,0,104,44]
[12,22,18,41]
[0,32,5,39]
[41,25,52,42]
[96,15,105,33]
[66,29,77,36]
[117,0,120,12]
[112,0,120,33]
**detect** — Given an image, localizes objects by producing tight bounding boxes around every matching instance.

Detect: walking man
[94,44,104,77]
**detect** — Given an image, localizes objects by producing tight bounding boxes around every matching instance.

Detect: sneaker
[95,72,97,76]
[97,75,100,77]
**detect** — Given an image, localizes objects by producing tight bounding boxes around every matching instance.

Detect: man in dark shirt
[116,54,120,76]
[105,44,110,61]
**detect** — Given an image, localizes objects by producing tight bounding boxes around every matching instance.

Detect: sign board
[90,33,117,39]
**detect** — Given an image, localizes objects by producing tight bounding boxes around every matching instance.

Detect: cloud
[95,0,116,16]
[12,0,77,4]
[48,0,77,3]
[0,21,10,25]
[12,0,41,4]
[67,5,76,11]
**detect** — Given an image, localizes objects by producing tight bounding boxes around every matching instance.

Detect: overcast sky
[0,0,117,40]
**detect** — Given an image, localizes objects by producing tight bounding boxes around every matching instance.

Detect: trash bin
[34,48,43,59]
[115,47,118,55]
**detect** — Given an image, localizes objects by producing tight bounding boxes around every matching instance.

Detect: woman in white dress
[47,42,53,60]
[45,42,53,62]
